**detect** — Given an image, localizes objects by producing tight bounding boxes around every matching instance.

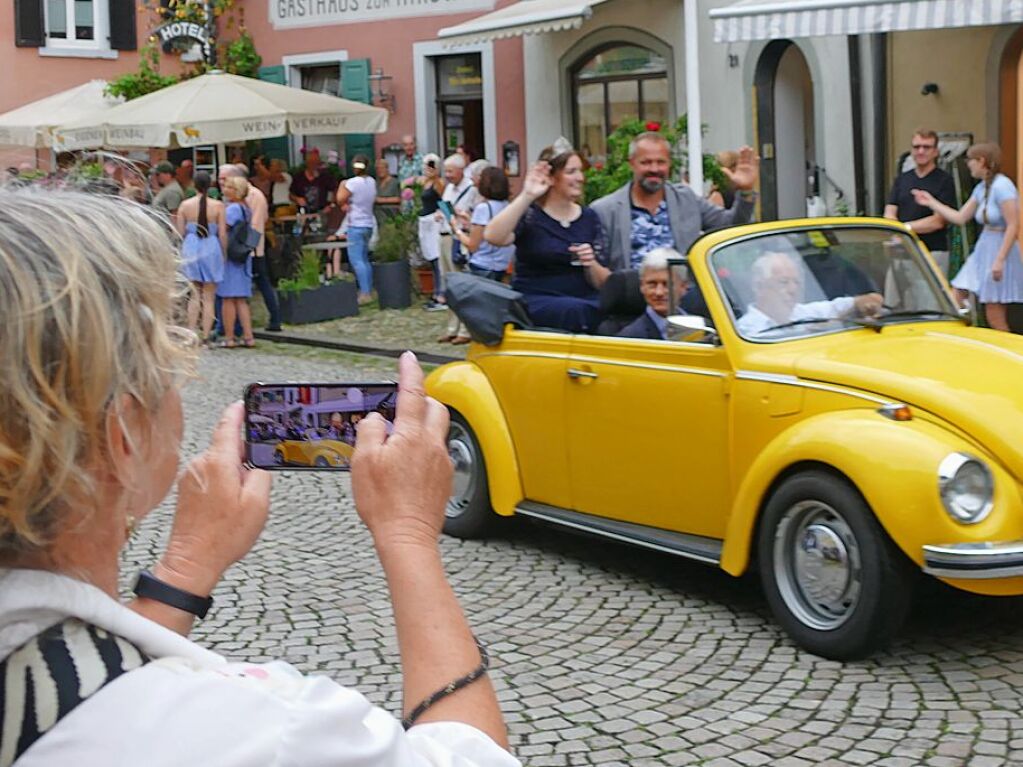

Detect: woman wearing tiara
[914,142,1023,332]
[485,139,609,333]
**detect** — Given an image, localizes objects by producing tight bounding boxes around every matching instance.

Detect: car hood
[790,325,1023,479]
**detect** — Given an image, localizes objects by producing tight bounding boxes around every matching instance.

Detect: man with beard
[591,133,759,272]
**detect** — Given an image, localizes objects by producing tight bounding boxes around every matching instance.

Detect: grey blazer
[590,182,755,272]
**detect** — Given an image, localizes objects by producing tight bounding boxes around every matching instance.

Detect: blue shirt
[469,200,515,271]
[629,200,673,267]
[971,174,1018,228]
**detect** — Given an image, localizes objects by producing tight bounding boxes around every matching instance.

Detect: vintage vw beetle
[425,218,1023,660]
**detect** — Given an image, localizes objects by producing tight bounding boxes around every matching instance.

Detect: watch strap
[133,570,213,619]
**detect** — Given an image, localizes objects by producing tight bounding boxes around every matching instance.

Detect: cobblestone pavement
[123,347,1023,767]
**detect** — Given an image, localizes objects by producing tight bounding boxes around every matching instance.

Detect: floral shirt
[629,200,674,268]
[398,153,424,185]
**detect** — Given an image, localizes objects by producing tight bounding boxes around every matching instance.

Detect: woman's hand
[351,352,451,552]
[522,162,552,200]
[911,189,936,209]
[159,402,272,595]
[568,243,596,266]
[993,258,1005,282]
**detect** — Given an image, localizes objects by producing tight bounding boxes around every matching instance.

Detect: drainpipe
[848,35,866,215]
[870,32,888,216]
[684,0,704,193]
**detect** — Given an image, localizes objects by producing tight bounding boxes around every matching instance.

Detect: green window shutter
[14,0,44,47]
[340,59,375,171]
[258,65,289,161]
[108,0,137,50]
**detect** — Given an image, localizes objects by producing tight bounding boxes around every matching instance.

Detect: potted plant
[276,248,359,324]
[372,212,415,309]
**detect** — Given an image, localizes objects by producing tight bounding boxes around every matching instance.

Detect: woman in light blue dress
[914,142,1023,332]
[175,171,226,346]
[218,176,255,347]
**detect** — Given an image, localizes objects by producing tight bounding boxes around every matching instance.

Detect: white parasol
[54,70,388,151]
[0,81,122,149]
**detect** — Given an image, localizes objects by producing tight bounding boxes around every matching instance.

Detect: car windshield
[709,227,960,342]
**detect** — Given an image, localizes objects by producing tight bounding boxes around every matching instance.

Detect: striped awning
[438,0,611,46]
[711,0,1023,43]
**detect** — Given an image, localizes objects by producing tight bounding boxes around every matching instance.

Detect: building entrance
[435,54,484,160]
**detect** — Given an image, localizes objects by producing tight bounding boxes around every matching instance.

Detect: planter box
[374,260,412,309]
[278,280,359,324]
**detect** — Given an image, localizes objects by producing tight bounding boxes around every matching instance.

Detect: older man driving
[737,251,883,336]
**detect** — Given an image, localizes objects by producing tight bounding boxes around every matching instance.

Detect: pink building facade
[0,0,526,175]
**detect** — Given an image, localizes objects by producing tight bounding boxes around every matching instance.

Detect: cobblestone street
[123,346,1023,767]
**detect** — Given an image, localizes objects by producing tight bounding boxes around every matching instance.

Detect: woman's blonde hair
[223,175,250,201]
[0,190,196,556]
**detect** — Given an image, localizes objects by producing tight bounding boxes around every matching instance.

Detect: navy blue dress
[512,204,606,333]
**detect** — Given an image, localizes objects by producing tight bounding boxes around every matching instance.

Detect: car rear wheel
[444,413,499,539]
[314,456,331,467]
[758,470,914,660]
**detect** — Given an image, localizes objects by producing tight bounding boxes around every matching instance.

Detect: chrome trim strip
[923,540,1023,579]
[735,370,892,405]
[473,351,569,362]
[515,502,722,566]
[569,355,728,378]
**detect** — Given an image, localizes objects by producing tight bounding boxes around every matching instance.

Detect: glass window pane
[641,78,670,126]
[577,45,666,81]
[301,65,340,96]
[47,0,67,38]
[576,82,607,163]
[607,80,639,133]
[75,0,94,40]
[437,54,483,98]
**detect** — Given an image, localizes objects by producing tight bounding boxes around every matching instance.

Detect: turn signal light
[878,404,913,421]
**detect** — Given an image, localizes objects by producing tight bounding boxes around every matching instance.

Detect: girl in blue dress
[914,142,1023,332]
[219,176,256,347]
[175,171,225,347]
[485,142,610,333]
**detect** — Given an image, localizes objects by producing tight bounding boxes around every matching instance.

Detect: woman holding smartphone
[485,142,609,333]
[417,154,448,311]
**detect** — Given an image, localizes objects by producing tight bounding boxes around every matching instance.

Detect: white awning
[711,0,1023,43]
[438,0,610,45]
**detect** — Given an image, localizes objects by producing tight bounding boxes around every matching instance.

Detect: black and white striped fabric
[711,0,1023,43]
[0,619,150,766]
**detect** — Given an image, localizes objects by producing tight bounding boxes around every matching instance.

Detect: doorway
[435,54,484,161]
[755,40,817,220]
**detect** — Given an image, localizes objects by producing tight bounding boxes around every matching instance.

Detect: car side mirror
[667,314,720,344]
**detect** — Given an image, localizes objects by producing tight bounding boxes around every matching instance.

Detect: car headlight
[938,452,994,524]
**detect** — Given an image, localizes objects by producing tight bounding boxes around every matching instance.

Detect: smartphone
[244,382,398,470]
[437,200,454,220]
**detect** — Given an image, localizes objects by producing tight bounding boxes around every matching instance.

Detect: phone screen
[244,382,398,470]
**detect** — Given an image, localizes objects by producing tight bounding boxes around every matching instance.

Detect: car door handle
[567,368,599,380]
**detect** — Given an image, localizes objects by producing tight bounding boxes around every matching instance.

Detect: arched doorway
[755,41,816,220]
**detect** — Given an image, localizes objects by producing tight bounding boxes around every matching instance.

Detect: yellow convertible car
[427,218,1023,660]
[272,428,355,468]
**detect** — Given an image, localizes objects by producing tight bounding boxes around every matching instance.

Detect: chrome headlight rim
[938,452,994,525]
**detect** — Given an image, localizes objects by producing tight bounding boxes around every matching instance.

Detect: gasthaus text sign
[270,0,495,29]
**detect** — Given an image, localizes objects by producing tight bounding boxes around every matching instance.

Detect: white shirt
[344,175,377,229]
[736,296,855,336]
[271,173,293,206]
[1,569,519,767]
[441,176,475,213]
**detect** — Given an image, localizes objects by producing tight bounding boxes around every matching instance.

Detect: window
[45,0,107,46]
[572,44,669,165]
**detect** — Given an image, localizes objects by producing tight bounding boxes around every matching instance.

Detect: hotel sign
[153,20,210,53]
[269,0,495,29]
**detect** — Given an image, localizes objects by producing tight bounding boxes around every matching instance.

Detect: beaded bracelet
[401,636,490,730]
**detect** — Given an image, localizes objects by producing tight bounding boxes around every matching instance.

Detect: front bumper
[923,541,1023,579]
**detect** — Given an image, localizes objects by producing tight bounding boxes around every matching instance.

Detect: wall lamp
[921,82,939,96]
[369,68,396,113]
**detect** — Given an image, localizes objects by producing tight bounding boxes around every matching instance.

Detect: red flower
[645,121,661,132]
[717,267,732,279]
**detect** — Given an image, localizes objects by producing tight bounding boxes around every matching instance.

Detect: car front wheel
[758,470,914,660]
[444,413,499,539]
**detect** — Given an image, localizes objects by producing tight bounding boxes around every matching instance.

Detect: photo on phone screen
[244,383,398,470]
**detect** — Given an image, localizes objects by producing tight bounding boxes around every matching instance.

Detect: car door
[564,334,732,539]
[474,328,575,510]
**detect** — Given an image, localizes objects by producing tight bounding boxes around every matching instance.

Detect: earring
[125,514,138,540]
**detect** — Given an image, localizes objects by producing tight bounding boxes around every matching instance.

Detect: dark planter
[374,260,412,309]
[278,280,359,324]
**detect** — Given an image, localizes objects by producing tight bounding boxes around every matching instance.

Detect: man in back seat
[618,248,690,340]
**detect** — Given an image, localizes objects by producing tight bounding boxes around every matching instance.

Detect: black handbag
[227,205,261,264]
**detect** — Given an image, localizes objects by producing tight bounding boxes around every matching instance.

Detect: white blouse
[0,569,520,767]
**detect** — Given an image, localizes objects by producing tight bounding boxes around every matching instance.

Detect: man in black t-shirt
[289,148,338,214]
[884,129,956,276]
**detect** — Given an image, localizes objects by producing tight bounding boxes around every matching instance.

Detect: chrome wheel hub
[446,422,477,519]
[773,501,861,630]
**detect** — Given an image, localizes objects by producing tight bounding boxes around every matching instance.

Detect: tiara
[552,136,574,156]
